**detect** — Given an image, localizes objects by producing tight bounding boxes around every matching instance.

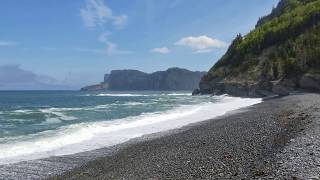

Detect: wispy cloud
[75,45,131,56]
[98,31,111,43]
[0,41,17,47]
[79,1,130,56]
[192,49,213,54]
[74,48,105,54]
[98,31,132,55]
[80,0,128,29]
[75,32,132,56]
[151,47,170,54]
[112,15,128,28]
[104,41,132,55]
[175,35,227,53]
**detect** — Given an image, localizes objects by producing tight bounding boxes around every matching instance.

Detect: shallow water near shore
[0,91,261,164]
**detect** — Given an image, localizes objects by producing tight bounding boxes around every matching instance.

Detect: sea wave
[122,102,146,106]
[95,101,152,109]
[164,93,191,96]
[83,93,191,97]
[12,110,34,114]
[4,109,35,115]
[0,95,262,164]
[95,104,110,109]
[40,109,77,121]
[42,118,62,124]
[90,93,150,97]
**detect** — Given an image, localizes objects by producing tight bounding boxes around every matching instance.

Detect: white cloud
[193,49,214,54]
[0,41,17,47]
[80,0,128,29]
[175,35,227,53]
[151,47,170,54]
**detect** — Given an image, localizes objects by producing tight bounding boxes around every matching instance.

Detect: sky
[0,0,279,90]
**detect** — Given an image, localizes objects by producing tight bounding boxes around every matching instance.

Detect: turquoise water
[0,91,261,164]
[0,91,204,140]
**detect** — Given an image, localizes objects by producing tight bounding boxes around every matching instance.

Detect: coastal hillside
[199,0,320,97]
[81,68,206,91]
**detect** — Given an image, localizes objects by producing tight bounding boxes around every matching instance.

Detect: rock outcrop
[80,83,109,91]
[299,73,320,90]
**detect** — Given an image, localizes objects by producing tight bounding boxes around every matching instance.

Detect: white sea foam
[164,93,191,96]
[42,118,62,124]
[94,102,149,109]
[12,110,34,113]
[9,110,35,115]
[123,102,145,106]
[48,107,106,112]
[40,109,78,121]
[0,95,262,164]
[45,107,84,111]
[96,93,149,97]
[95,104,110,109]
[83,93,191,97]
[6,119,26,123]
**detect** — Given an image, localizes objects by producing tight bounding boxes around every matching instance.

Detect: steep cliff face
[149,68,206,90]
[199,0,320,97]
[106,70,151,90]
[104,74,110,82]
[81,68,205,91]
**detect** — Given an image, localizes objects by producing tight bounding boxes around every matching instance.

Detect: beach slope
[52,93,320,179]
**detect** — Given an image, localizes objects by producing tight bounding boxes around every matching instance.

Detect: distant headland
[81,67,206,91]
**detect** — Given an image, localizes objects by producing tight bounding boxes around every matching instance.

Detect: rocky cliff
[197,0,320,97]
[81,68,205,91]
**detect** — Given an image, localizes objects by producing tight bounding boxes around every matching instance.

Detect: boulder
[272,85,290,96]
[299,74,320,91]
[192,88,201,96]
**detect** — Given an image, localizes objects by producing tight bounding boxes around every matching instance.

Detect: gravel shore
[51,93,320,179]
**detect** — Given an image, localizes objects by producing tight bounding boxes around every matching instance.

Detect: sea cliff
[81,68,205,91]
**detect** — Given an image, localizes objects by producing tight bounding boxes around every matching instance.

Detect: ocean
[0,91,261,164]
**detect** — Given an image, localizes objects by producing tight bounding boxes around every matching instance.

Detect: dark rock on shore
[199,78,295,97]
[192,88,201,95]
[199,75,319,98]
[299,73,320,90]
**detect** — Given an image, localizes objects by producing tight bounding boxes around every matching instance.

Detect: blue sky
[0,0,279,90]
